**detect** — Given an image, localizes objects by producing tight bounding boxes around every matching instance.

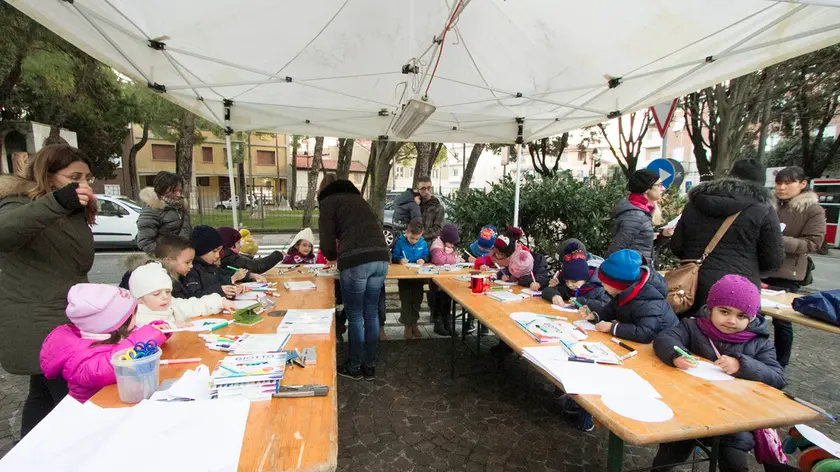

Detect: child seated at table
[129,261,234,327]
[651,275,785,472]
[393,218,430,339]
[219,226,284,276]
[562,249,678,432]
[542,242,610,314]
[464,225,497,263]
[429,224,464,335]
[40,284,169,403]
[473,226,524,270]
[154,234,196,298]
[499,247,550,291]
[184,225,247,299]
[283,227,327,265]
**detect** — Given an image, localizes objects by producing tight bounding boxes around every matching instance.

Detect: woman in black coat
[608,169,668,262]
[670,159,785,316]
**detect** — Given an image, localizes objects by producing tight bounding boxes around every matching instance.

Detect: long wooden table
[761,292,840,335]
[91,277,338,472]
[433,276,823,472]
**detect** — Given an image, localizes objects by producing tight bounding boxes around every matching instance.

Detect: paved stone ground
[3,303,839,471]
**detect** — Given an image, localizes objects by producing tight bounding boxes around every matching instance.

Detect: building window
[196,177,210,186]
[144,175,156,187]
[432,169,439,180]
[578,151,586,162]
[151,144,176,161]
[409,167,414,178]
[354,173,363,184]
[256,150,276,166]
[396,166,405,178]
[202,147,213,163]
[452,167,460,177]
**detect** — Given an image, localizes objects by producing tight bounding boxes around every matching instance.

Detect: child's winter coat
[429,236,459,265]
[591,266,678,343]
[653,313,785,451]
[392,188,421,228]
[135,293,227,326]
[542,269,611,314]
[40,324,167,402]
[392,234,429,263]
[184,258,231,298]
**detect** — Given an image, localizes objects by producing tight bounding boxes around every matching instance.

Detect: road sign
[650,99,678,138]
[647,158,685,190]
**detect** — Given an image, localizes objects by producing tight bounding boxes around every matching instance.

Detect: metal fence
[190,184,318,231]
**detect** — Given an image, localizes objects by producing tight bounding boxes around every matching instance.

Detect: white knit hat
[129,262,173,299]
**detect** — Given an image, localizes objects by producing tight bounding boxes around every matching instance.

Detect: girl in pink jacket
[429,224,463,265]
[40,284,168,403]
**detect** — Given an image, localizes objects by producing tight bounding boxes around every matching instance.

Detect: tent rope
[424,0,465,97]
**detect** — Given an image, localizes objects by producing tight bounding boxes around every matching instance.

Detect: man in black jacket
[670,159,784,316]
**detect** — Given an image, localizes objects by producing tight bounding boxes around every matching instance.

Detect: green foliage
[446,172,627,271]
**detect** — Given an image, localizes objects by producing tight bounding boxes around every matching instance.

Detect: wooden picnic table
[91,276,338,472]
[761,291,840,335]
[266,262,486,280]
[433,276,824,472]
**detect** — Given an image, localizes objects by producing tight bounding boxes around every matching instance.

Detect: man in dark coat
[417,176,444,245]
[670,159,785,316]
[392,188,421,232]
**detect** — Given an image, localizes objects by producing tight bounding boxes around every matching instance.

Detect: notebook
[230,333,291,354]
[509,312,584,344]
[277,309,334,334]
[486,291,528,302]
[211,353,287,387]
[417,266,440,275]
[284,280,317,291]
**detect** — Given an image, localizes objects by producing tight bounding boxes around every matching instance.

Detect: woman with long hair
[136,171,192,254]
[0,144,97,437]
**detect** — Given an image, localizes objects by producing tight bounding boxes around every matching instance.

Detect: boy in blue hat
[542,242,610,314]
[464,225,497,262]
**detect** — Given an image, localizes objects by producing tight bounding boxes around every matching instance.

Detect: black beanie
[730,159,766,185]
[191,225,223,256]
[628,169,660,194]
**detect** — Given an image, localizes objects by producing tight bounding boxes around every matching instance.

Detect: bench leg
[607,432,624,472]
[707,436,719,472]
[450,297,456,380]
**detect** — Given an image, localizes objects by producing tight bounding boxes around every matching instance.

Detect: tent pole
[223,100,239,229]
[513,118,524,228]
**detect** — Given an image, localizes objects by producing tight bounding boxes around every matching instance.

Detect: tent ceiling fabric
[8,0,840,143]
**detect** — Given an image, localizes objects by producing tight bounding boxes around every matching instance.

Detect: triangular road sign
[650,99,678,138]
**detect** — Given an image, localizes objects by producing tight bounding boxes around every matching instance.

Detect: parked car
[92,195,142,249]
[215,195,254,210]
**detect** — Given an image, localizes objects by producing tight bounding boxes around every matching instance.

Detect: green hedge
[446,171,627,270]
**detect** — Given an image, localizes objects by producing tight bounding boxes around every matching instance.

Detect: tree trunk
[302,137,324,227]
[237,160,246,212]
[127,122,150,199]
[459,143,485,193]
[368,140,405,221]
[290,138,299,209]
[336,138,354,180]
[0,52,26,120]
[412,143,435,188]
[361,151,374,196]
[175,111,195,201]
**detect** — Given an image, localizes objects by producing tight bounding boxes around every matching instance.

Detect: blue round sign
[646,158,685,190]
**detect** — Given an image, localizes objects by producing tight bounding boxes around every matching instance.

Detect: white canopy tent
[9,0,840,225]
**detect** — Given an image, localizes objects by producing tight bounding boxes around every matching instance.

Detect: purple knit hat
[440,224,460,245]
[706,275,760,319]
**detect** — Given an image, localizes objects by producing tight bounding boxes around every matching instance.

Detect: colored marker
[210,321,230,331]
[160,358,202,365]
[227,265,240,271]
[568,356,594,363]
[536,314,567,320]
[489,286,506,291]
[673,346,698,364]
[610,337,636,353]
[783,392,838,421]
[620,351,638,361]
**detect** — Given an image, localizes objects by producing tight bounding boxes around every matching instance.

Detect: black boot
[433,297,451,336]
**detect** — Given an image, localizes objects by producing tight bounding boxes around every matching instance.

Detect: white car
[92,195,142,249]
[215,195,254,210]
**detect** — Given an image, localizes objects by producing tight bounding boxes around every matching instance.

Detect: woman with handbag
[669,159,784,317]
[762,166,826,367]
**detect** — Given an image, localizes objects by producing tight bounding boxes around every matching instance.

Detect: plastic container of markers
[110,348,162,403]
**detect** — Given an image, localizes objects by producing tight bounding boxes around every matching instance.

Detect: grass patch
[190,210,319,231]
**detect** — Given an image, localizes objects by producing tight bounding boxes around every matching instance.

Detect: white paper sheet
[235,291,259,300]
[493,280,516,286]
[662,214,681,231]
[404,263,422,268]
[551,304,579,313]
[230,300,260,310]
[795,424,840,459]
[150,365,212,401]
[681,361,734,381]
[232,333,291,354]
[761,289,786,297]
[573,320,597,331]
[760,298,789,310]
[521,288,542,296]
[277,309,334,334]
[601,393,674,423]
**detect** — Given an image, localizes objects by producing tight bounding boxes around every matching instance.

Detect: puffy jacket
[318,179,390,271]
[766,191,826,282]
[0,177,94,375]
[671,178,784,315]
[653,313,785,451]
[183,258,231,298]
[420,195,445,244]
[508,252,551,289]
[429,237,458,265]
[221,250,284,274]
[135,293,226,326]
[393,188,421,228]
[392,234,430,263]
[40,324,167,403]
[281,249,328,265]
[592,266,678,343]
[542,268,611,314]
[136,187,192,254]
[608,198,654,261]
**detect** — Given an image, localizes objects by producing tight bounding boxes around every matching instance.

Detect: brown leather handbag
[665,212,740,313]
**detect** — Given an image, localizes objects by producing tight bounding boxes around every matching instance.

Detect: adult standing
[762,166,826,367]
[0,144,96,437]
[607,169,669,262]
[671,159,785,316]
[318,178,390,380]
[136,171,192,255]
[418,176,444,245]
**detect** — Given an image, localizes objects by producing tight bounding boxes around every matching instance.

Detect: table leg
[607,432,624,472]
[475,319,482,358]
[461,309,467,343]
[450,297,456,380]
[707,436,719,472]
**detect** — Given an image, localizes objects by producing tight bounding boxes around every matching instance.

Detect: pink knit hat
[706,275,760,319]
[66,284,138,334]
[508,248,534,279]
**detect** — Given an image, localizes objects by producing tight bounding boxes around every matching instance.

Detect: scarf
[628,193,655,213]
[162,195,185,208]
[80,331,112,340]
[283,247,316,264]
[696,316,758,344]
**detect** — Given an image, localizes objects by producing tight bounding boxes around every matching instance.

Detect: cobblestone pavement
[2,321,839,471]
